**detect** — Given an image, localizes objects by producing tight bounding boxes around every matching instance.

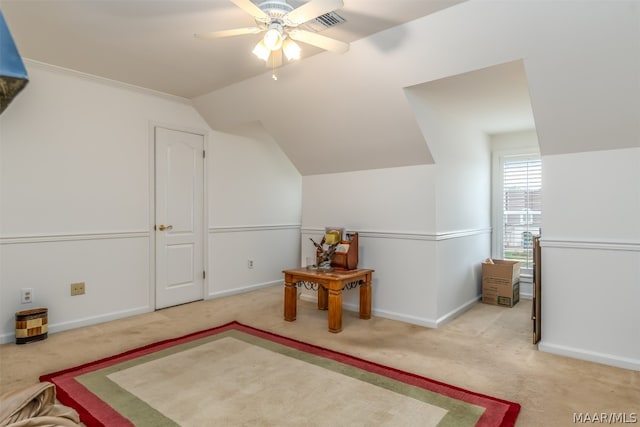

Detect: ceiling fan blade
[288,29,349,54]
[231,0,270,23]
[284,0,344,26]
[194,27,262,40]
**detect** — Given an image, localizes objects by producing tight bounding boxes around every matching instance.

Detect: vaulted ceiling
[6,1,631,177]
[0,0,465,98]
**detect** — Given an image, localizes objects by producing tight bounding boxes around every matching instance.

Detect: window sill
[520,273,533,284]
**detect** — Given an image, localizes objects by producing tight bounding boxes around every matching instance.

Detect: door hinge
[203,150,206,158]
[203,270,206,279]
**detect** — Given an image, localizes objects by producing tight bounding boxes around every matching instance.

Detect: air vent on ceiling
[303,11,346,33]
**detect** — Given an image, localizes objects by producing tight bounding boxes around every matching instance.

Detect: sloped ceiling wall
[193,38,434,175]
[405,60,534,164]
[193,0,640,176]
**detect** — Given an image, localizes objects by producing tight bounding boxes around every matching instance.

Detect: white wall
[298,5,640,368]
[399,0,638,369]
[302,165,436,234]
[406,81,493,321]
[539,148,640,370]
[542,149,639,243]
[433,128,491,321]
[4,0,638,372]
[302,165,443,326]
[0,62,302,342]
[208,130,301,298]
[300,157,490,326]
[490,129,539,153]
[435,235,488,322]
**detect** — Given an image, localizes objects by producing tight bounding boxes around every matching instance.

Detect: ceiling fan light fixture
[252,40,271,61]
[282,38,301,61]
[199,0,350,70]
[263,27,283,51]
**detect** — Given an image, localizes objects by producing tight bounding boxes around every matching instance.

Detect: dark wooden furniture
[330,232,359,270]
[283,267,374,333]
[532,235,542,344]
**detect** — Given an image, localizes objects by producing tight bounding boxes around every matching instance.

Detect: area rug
[40,321,520,427]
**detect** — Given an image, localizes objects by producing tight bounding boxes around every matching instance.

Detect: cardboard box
[482,259,520,307]
[482,281,520,307]
[482,259,520,285]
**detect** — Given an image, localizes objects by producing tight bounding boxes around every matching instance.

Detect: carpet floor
[1,285,638,426]
[40,321,520,426]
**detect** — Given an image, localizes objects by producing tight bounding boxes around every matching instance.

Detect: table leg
[284,280,297,321]
[328,288,343,333]
[359,276,372,319]
[317,285,328,310]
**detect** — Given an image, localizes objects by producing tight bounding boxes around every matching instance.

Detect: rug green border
[76,330,484,426]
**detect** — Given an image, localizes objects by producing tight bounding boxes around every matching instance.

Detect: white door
[155,127,205,309]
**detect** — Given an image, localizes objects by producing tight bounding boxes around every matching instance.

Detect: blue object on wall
[0,10,29,114]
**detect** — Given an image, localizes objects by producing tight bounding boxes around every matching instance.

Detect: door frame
[148,122,209,309]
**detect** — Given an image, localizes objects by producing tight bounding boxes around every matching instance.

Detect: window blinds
[502,157,542,270]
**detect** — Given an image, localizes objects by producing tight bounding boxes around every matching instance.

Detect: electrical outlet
[21,288,33,304]
[70,282,85,296]
[247,259,254,269]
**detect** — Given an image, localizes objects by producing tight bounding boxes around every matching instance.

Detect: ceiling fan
[195,0,349,68]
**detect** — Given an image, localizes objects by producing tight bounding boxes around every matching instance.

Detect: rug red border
[40,321,520,427]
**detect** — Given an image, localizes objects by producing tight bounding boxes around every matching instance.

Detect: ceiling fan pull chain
[272,62,278,81]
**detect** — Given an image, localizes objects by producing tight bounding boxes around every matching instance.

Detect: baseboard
[300,293,483,329]
[435,296,481,327]
[207,280,282,299]
[0,305,152,345]
[299,293,440,329]
[538,341,640,372]
[371,308,439,329]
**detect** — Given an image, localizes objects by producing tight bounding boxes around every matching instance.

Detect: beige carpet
[1,285,639,426]
[108,336,448,426]
[42,323,521,426]
[84,331,456,426]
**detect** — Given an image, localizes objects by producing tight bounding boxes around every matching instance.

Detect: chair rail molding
[209,224,301,233]
[0,231,150,245]
[540,238,640,252]
[301,227,491,241]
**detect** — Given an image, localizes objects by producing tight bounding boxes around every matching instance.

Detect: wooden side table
[283,268,374,333]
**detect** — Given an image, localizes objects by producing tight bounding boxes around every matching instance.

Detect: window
[493,153,542,277]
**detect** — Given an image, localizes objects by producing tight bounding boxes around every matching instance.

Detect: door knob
[158,224,173,231]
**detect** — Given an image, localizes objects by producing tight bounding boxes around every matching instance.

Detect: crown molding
[24,58,193,105]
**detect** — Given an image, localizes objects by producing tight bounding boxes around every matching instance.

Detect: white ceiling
[1,0,546,176]
[2,1,636,176]
[408,60,535,136]
[1,0,466,99]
